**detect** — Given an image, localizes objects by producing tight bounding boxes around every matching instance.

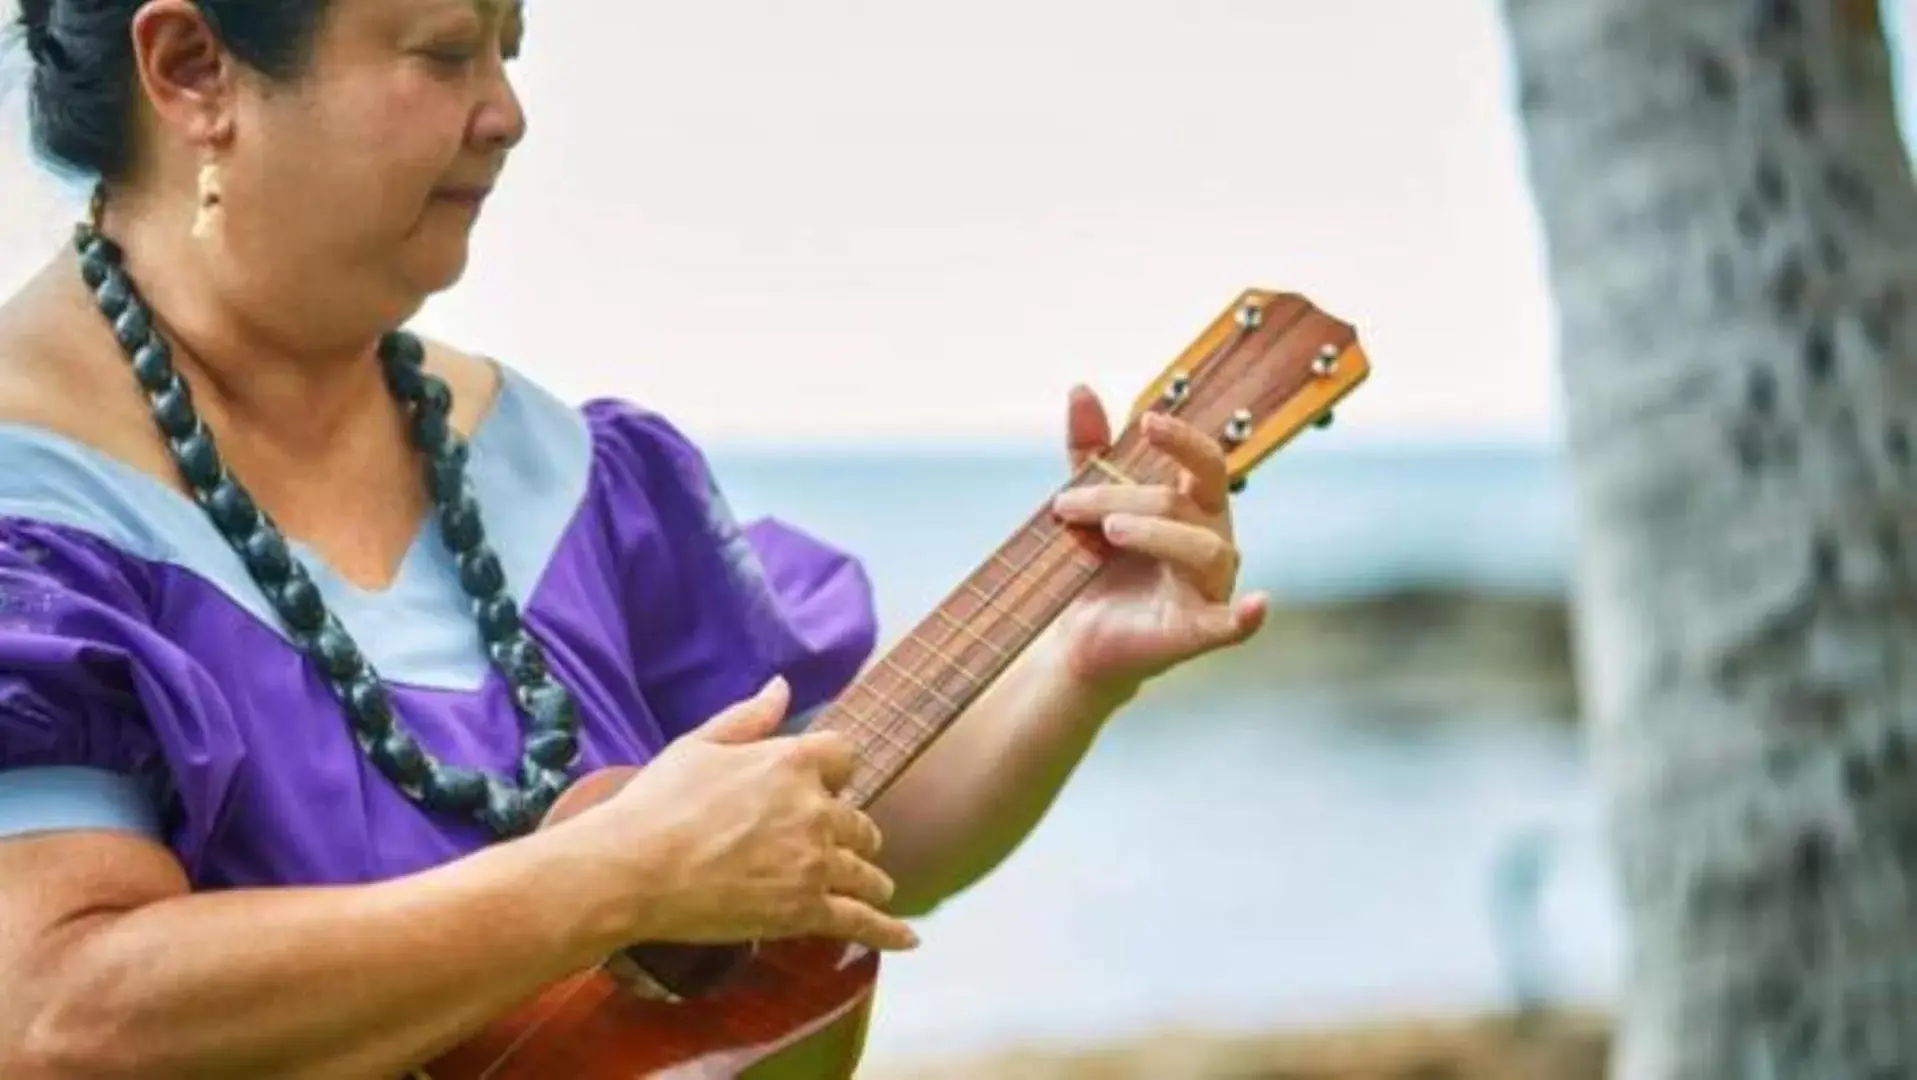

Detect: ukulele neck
[810,449,1150,807]
[809,288,1367,807]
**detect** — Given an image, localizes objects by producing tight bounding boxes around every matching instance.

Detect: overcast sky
[3,2,1912,449]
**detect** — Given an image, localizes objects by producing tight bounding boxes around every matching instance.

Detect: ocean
[704,441,1622,1065]
[709,440,1580,617]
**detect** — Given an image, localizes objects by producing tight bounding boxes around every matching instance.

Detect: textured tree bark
[1500,0,1917,1076]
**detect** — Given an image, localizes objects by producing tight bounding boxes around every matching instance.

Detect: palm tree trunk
[1499,0,1917,1075]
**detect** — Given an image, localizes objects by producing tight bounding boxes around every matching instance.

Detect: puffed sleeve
[582,401,879,740]
[0,519,189,843]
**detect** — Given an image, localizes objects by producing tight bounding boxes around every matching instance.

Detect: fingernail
[1103,516,1129,541]
[1053,490,1084,512]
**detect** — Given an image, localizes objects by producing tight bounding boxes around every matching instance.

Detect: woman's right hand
[560,677,920,954]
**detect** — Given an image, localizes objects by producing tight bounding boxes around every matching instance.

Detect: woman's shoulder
[0,257,175,489]
[0,269,184,570]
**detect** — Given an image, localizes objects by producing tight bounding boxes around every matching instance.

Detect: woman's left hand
[1046,385,1269,703]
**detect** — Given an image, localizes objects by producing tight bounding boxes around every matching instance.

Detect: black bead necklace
[70,218,581,840]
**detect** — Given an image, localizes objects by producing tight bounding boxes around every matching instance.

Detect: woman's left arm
[867,385,1268,916]
[864,627,1127,916]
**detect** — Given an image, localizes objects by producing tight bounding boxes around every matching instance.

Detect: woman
[0,1,1267,1077]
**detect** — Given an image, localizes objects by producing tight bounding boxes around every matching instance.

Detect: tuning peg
[1228,477,1247,495]
[1222,408,1253,447]
[1312,344,1340,377]
[1236,300,1265,331]
[1314,411,1335,429]
[1162,373,1191,407]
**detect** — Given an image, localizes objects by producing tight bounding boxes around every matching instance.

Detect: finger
[1150,594,1270,667]
[828,803,885,859]
[819,895,921,952]
[692,676,790,744]
[1142,412,1230,515]
[1186,593,1269,651]
[1065,384,1111,473]
[1102,514,1240,599]
[1051,483,1190,525]
[791,731,859,792]
[827,849,897,908]
[1208,592,1269,646]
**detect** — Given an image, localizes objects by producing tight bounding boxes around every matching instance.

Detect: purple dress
[0,363,879,890]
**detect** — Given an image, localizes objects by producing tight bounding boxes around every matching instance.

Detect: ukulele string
[839,322,1254,796]
[842,434,1181,780]
[854,435,1175,760]
[670,321,1260,1051]
[467,326,1257,1078]
[466,436,1193,1079]
[472,960,618,1080]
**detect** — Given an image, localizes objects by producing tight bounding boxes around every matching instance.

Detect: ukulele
[422,288,1370,1079]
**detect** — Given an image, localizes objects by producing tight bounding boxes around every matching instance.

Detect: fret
[834,734,910,800]
[927,605,1006,655]
[1023,519,1068,554]
[946,592,1019,658]
[1072,546,1101,574]
[825,491,1143,808]
[1000,526,1054,568]
[899,632,984,690]
[877,653,962,713]
[838,679,935,756]
[984,563,1062,637]
[961,580,1035,634]
[833,701,915,756]
[842,678,919,726]
[1026,551,1100,604]
[1086,456,1139,485]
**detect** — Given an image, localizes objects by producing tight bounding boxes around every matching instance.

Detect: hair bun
[17,0,69,70]
[24,0,326,180]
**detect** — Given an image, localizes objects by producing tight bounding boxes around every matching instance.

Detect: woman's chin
[403,235,475,295]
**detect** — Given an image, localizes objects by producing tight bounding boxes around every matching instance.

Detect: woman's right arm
[0,819,606,1080]
[0,677,915,1080]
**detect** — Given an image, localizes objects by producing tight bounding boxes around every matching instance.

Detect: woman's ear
[128,0,238,148]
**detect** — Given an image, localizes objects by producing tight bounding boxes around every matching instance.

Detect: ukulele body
[423,938,879,1080]
[423,766,883,1080]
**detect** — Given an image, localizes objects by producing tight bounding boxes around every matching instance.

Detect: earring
[191,159,223,240]
[85,182,106,233]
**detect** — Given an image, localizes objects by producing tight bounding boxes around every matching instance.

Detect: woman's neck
[97,191,405,457]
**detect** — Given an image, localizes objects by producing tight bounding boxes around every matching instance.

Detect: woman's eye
[421,39,517,66]
[421,43,478,65]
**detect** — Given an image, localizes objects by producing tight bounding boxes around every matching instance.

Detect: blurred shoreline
[849,585,1612,1075]
[1160,585,1580,726]
[859,1008,1610,1079]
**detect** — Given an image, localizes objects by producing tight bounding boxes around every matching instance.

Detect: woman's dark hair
[11,0,330,180]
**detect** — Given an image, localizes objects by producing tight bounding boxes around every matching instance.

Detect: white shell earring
[191,159,223,240]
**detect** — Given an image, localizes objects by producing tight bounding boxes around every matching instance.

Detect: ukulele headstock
[1128,289,1370,490]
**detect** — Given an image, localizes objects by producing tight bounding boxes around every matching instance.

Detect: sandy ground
[858,1010,1610,1079]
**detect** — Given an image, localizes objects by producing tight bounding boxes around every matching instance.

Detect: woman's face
[212,0,528,321]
